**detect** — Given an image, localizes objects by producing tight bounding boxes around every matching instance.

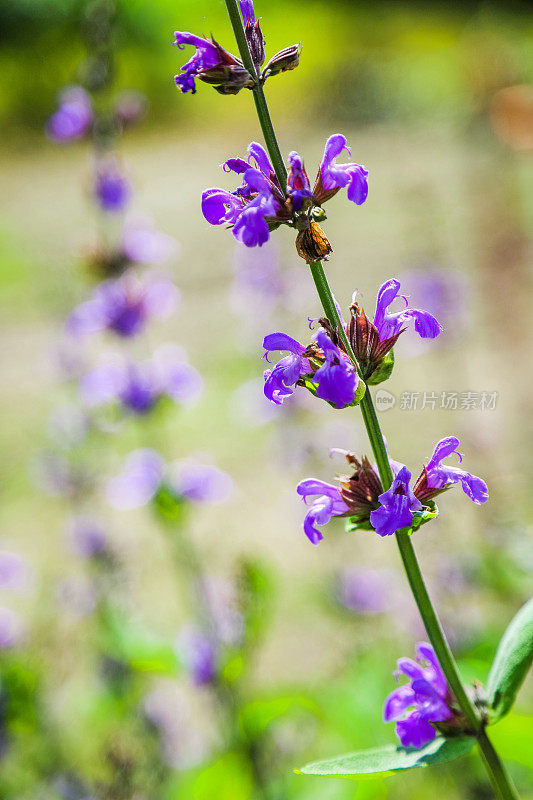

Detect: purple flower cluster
[106,449,233,510]
[383,642,454,748]
[202,135,368,253]
[262,278,440,410]
[66,272,179,338]
[80,346,202,414]
[296,437,488,545]
[173,1,299,96]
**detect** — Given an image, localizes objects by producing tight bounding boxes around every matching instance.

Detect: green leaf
[488,715,533,769]
[345,501,438,535]
[297,736,475,778]
[367,350,394,386]
[486,598,533,722]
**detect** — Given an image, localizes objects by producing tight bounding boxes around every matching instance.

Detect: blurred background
[0,0,532,798]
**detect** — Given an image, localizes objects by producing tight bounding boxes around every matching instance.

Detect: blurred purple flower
[179,628,218,686]
[94,162,130,213]
[80,345,202,414]
[66,272,179,338]
[0,552,31,592]
[337,568,398,614]
[383,642,453,748]
[202,576,244,647]
[67,516,107,559]
[114,89,147,128]
[121,218,179,265]
[106,450,232,510]
[0,607,24,648]
[46,86,93,143]
[35,453,93,498]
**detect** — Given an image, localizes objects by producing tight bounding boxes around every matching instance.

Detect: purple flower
[240,0,256,24]
[0,552,31,592]
[80,346,202,414]
[66,272,179,338]
[414,437,489,505]
[169,461,233,504]
[372,279,442,341]
[121,218,179,265]
[317,134,369,205]
[173,33,252,95]
[114,89,147,128]
[95,162,130,213]
[180,628,218,686]
[106,450,232,510]
[263,328,358,409]
[296,479,350,545]
[369,467,423,537]
[383,642,453,748]
[106,449,165,510]
[263,333,311,405]
[337,568,398,615]
[67,516,107,559]
[0,607,24,649]
[313,329,358,409]
[203,135,367,255]
[46,86,93,143]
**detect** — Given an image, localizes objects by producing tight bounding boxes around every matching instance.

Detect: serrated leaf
[486,598,533,722]
[297,736,475,778]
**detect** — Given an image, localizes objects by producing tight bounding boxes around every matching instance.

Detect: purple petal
[233,205,270,247]
[239,0,255,24]
[202,188,243,226]
[395,713,436,749]
[263,332,305,356]
[247,142,275,178]
[170,461,233,504]
[106,449,164,509]
[383,685,416,722]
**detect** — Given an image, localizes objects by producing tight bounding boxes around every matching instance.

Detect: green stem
[224,0,287,189]
[222,2,520,796]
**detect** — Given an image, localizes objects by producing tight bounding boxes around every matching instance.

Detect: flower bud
[262,44,301,80]
[246,20,266,69]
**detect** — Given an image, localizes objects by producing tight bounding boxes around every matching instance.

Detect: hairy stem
[223,0,520,796]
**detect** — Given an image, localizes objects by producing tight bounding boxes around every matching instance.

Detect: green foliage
[239,694,320,740]
[297,736,475,778]
[486,598,533,723]
[367,350,394,386]
[100,605,181,676]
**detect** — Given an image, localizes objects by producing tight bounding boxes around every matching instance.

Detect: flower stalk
[222,0,519,796]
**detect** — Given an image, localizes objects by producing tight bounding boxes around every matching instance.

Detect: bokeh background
[0,0,532,798]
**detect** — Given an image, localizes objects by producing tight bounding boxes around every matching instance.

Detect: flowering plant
[178,0,532,796]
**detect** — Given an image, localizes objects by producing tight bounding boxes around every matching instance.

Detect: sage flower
[263,328,358,409]
[296,439,487,543]
[383,643,454,748]
[202,135,368,258]
[94,161,130,213]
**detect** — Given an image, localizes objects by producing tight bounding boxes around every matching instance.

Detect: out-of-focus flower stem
[223,1,520,795]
